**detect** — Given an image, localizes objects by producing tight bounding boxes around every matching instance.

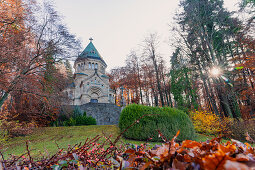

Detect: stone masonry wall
[79,103,121,125]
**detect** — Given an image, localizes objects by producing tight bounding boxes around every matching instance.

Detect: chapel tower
[66,38,115,105]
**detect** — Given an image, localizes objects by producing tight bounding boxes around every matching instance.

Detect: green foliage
[74,115,96,126]
[119,104,196,142]
[73,106,82,116]
[52,107,96,126]
[170,67,198,110]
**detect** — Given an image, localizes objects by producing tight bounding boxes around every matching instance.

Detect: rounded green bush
[119,104,196,142]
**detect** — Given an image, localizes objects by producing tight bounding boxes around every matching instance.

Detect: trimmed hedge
[119,104,196,142]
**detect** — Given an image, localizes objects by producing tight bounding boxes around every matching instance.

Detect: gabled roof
[78,39,107,66]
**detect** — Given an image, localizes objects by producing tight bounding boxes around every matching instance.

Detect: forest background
[0,0,254,134]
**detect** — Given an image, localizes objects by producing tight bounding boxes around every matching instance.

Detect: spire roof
[78,38,106,66]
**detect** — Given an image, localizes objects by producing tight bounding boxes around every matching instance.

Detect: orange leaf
[182,140,202,148]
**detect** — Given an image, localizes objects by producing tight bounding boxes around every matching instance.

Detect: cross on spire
[89,37,93,42]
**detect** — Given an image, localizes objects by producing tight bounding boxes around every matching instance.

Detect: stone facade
[65,38,115,105]
[80,103,121,125]
[63,39,121,125]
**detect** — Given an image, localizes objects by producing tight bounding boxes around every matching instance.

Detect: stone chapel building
[66,38,115,105]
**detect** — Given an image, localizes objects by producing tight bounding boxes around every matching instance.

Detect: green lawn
[1,125,213,159]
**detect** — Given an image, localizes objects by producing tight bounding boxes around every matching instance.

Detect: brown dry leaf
[125,149,136,155]
[169,130,181,156]
[224,160,249,170]
[140,161,153,170]
[183,154,192,162]
[172,158,188,170]
[127,153,137,168]
[231,139,246,149]
[148,131,181,164]
[182,140,202,148]
[243,143,255,155]
[156,143,170,162]
[218,143,237,154]
[236,154,250,162]
[170,143,180,155]
[202,149,234,170]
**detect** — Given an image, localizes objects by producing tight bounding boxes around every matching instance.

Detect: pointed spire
[77,37,107,66]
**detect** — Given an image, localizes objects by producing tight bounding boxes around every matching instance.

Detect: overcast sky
[49,0,241,71]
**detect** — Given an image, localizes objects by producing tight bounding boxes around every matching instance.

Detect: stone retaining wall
[61,103,121,125]
[76,103,121,125]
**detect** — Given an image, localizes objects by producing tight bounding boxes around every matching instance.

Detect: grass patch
[1,125,216,159]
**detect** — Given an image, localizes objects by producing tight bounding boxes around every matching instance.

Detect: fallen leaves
[1,131,255,169]
[117,131,255,169]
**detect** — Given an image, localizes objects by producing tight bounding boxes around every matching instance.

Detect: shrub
[224,118,255,142]
[75,114,96,126]
[119,104,196,142]
[190,110,223,135]
[52,109,96,127]
[0,120,8,142]
[0,120,36,137]
[190,110,255,142]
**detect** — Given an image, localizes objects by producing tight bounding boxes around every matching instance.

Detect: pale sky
[50,0,241,71]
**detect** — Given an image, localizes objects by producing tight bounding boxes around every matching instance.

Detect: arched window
[77,64,81,71]
[95,63,98,69]
[81,63,84,70]
[92,63,94,69]
[89,62,91,69]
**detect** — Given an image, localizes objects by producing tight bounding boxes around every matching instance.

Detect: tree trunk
[198,64,219,115]
[151,54,164,107]
[161,71,170,106]
[168,84,173,107]
[136,63,144,105]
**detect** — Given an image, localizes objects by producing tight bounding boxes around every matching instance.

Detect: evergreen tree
[173,0,242,117]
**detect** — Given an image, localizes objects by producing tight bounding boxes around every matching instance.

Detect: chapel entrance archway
[88,86,102,103]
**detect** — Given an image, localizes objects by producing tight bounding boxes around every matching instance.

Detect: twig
[26,141,33,165]
[246,132,255,144]
[157,129,167,142]
[54,140,61,150]
[0,151,5,161]
[0,151,6,169]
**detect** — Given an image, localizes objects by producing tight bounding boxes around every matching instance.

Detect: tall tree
[0,0,80,124]
[171,0,245,117]
[143,33,165,106]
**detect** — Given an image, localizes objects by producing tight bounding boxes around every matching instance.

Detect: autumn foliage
[0,0,80,127]
[120,131,255,169]
[1,130,255,169]
[190,110,228,135]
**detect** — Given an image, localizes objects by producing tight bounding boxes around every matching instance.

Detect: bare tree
[143,33,165,107]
